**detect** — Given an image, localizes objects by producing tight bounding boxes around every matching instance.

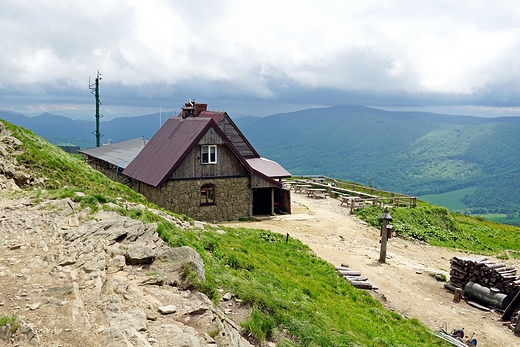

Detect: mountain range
[2,106,520,220]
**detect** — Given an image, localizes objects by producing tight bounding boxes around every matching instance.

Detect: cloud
[2,0,520,118]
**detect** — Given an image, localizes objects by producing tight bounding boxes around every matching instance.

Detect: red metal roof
[197,111,226,122]
[123,117,253,187]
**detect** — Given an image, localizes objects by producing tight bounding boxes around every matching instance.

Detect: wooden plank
[466,300,491,311]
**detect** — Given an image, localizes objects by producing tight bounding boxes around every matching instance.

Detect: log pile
[336,264,378,290]
[449,256,520,297]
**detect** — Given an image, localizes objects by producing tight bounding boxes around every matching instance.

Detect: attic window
[201,145,217,164]
[200,183,216,205]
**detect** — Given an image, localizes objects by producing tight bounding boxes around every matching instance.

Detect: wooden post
[271,188,275,215]
[515,312,520,335]
[379,219,389,263]
[453,288,462,302]
[379,207,392,263]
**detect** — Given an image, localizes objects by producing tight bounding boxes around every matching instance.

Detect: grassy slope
[354,201,520,259]
[419,187,477,211]
[3,119,451,346]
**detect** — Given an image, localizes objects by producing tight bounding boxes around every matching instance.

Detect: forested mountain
[0,111,163,149]
[2,105,520,217]
[234,106,520,215]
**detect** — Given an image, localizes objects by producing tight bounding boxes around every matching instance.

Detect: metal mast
[89,71,103,147]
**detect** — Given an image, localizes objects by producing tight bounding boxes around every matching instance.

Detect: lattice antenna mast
[89,71,103,147]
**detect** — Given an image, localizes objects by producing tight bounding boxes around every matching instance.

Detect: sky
[2,0,520,120]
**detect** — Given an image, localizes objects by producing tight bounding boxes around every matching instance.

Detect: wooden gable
[169,126,250,180]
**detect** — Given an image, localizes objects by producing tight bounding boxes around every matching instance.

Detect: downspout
[116,156,137,182]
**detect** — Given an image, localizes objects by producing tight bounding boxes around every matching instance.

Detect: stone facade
[131,177,252,221]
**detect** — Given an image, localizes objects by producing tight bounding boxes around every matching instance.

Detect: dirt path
[222,193,520,347]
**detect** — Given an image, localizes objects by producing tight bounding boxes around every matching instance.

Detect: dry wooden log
[335,266,350,271]
[496,266,515,272]
[338,270,361,276]
[344,276,368,282]
[350,281,375,289]
[486,263,507,270]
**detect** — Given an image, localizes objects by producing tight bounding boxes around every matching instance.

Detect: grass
[0,120,454,346]
[419,187,477,212]
[353,201,520,259]
[0,313,18,332]
[158,224,447,346]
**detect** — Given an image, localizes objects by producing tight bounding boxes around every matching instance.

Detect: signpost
[379,207,393,263]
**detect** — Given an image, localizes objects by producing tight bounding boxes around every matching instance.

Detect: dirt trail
[222,193,520,347]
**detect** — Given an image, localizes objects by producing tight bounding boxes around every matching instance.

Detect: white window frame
[201,145,217,164]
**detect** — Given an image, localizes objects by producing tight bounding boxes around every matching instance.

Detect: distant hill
[3,105,520,217]
[234,105,520,217]
[0,111,163,149]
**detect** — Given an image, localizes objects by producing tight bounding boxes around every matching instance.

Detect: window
[200,184,216,205]
[201,145,217,164]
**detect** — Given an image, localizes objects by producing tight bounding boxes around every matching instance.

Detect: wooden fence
[288,175,417,212]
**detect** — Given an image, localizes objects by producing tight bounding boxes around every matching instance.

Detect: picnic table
[307,188,327,198]
[340,196,361,206]
[294,184,311,193]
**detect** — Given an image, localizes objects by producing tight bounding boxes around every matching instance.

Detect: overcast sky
[2,0,520,120]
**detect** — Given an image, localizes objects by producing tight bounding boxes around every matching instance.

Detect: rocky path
[0,195,252,347]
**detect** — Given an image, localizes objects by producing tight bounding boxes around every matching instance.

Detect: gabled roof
[197,111,226,122]
[247,157,291,179]
[78,138,148,169]
[197,111,260,158]
[123,117,253,188]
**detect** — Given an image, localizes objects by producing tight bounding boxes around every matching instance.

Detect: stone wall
[131,177,252,221]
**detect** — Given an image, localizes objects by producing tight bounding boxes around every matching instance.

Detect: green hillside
[1,120,454,346]
[237,106,520,217]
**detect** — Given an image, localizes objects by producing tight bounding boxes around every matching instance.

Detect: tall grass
[354,202,520,258]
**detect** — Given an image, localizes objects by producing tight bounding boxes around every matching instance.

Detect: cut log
[344,276,368,282]
[350,281,375,289]
[335,266,350,271]
[337,270,361,276]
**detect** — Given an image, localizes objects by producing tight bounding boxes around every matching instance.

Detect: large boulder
[154,246,206,285]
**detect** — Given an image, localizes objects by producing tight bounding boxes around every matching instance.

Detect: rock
[124,245,156,265]
[18,318,40,346]
[13,170,30,185]
[222,292,234,301]
[156,246,205,282]
[28,302,41,311]
[191,220,206,229]
[106,255,126,274]
[139,273,164,286]
[158,305,177,314]
[0,189,252,347]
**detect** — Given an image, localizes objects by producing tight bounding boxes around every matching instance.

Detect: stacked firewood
[450,256,520,296]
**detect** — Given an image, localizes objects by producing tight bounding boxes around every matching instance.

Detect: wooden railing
[287,175,417,211]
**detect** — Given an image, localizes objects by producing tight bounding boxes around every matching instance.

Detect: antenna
[89,70,103,147]
[160,106,162,129]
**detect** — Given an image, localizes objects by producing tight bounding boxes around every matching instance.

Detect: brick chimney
[181,99,208,118]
